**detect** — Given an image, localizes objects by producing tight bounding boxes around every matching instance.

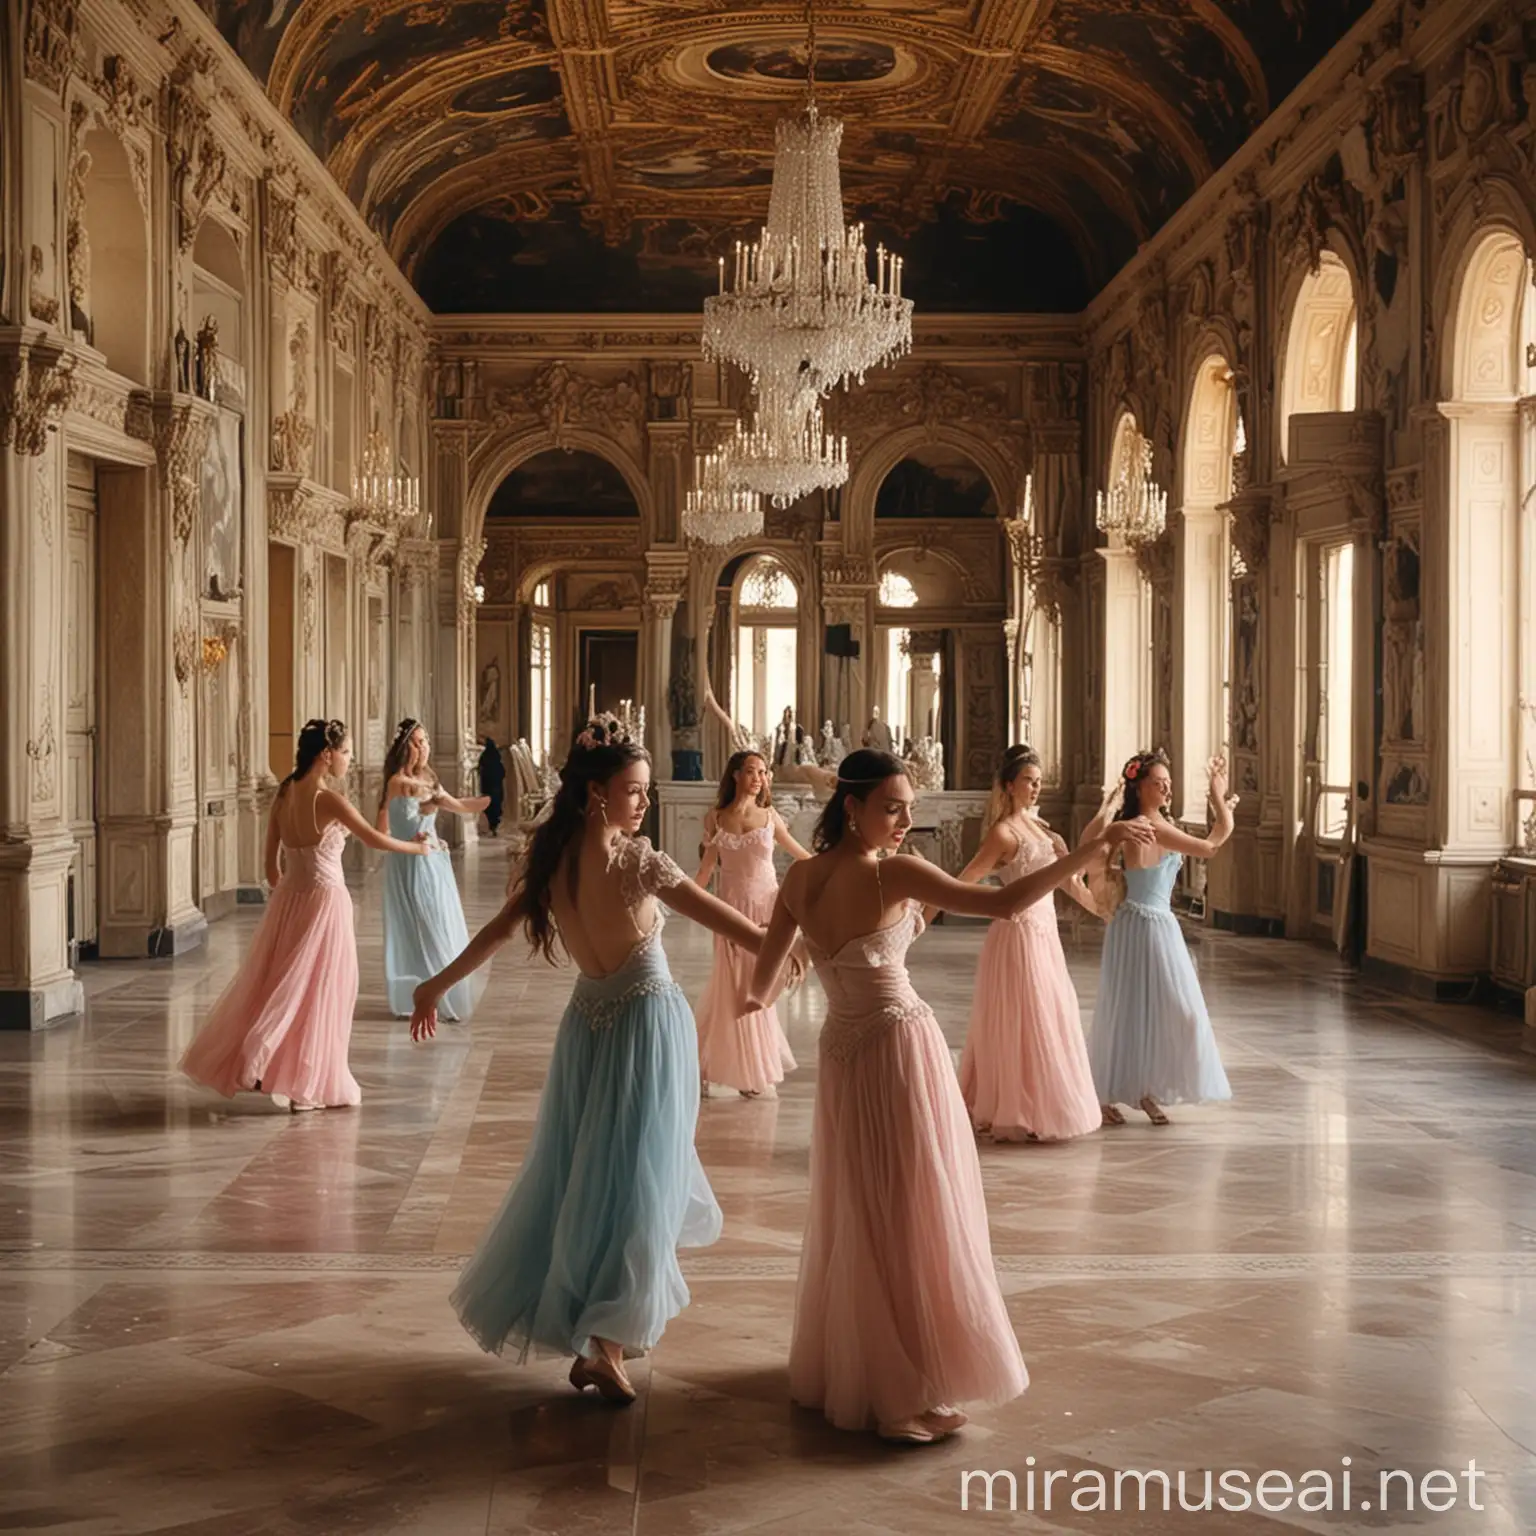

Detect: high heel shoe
[569,1352,637,1405]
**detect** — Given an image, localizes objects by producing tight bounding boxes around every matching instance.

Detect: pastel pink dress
[793,894,1029,1430]
[179,821,362,1107]
[696,822,796,1095]
[960,832,1101,1142]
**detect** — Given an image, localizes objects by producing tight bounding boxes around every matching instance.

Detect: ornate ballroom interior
[3,1,1536,1532]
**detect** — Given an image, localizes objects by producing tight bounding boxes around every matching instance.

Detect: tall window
[1279,250,1358,462]
[1317,541,1354,842]
[529,583,552,761]
[733,555,798,737]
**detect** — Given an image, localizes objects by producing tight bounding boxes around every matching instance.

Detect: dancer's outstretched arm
[663,876,766,952]
[411,899,521,1041]
[1078,783,1122,845]
[923,821,1015,924]
[886,822,1152,920]
[433,790,492,818]
[1042,825,1106,918]
[746,889,802,1011]
[772,810,814,860]
[695,811,720,887]
[318,790,432,857]
[1152,757,1237,859]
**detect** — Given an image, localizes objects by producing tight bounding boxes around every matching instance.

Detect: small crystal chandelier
[682,444,765,546]
[725,381,849,508]
[1096,432,1167,547]
[701,0,913,397]
[350,429,419,525]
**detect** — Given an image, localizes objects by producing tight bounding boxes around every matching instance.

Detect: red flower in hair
[1124,758,1141,781]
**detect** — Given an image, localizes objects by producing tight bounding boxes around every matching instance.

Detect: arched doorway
[1278,249,1358,463]
[477,448,644,771]
[1443,228,1535,858]
[1179,355,1239,820]
[727,553,800,748]
[873,448,1006,788]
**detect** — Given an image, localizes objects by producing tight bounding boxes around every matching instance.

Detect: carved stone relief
[0,340,78,457]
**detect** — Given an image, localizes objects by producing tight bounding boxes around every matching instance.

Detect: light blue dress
[1088,851,1232,1107]
[383,796,476,1021]
[452,837,722,1361]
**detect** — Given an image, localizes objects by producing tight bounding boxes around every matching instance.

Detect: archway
[1442,227,1535,856]
[1278,249,1358,463]
[78,129,148,384]
[476,449,644,771]
[1178,354,1239,819]
[1100,411,1155,770]
[873,447,1006,788]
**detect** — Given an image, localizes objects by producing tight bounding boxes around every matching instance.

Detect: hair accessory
[1124,759,1140,781]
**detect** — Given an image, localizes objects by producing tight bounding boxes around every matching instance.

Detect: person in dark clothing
[479,738,507,835]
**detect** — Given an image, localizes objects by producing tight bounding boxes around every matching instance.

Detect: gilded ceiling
[203,0,1373,313]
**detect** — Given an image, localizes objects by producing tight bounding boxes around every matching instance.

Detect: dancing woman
[747,750,1153,1443]
[409,721,785,1405]
[694,749,812,1099]
[949,745,1103,1142]
[376,719,489,1021]
[1083,750,1236,1127]
[180,719,430,1111]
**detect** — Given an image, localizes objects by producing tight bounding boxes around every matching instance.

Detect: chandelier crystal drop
[1095,433,1168,548]
[682,445,765,546]
[701,0,913,400]
[724,383,849,508]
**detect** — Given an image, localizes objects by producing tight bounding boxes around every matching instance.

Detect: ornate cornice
[0,329,79,457]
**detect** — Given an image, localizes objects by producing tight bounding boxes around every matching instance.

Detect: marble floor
[3,845,1536,1535]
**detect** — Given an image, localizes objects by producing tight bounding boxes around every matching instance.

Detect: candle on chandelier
[718,256,725,294]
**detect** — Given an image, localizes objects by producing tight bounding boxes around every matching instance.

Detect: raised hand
[1207,755,1235,808]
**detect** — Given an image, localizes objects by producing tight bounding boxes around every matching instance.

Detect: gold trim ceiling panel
[201,0,1374,312]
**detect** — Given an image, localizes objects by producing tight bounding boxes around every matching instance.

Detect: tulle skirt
[179,880,361,1108]
[696,879,795,1094]
[1088,901,1232,1106]
[791,1002,1029,1429]
[961,914,1101,1142]
[383,847,478,1020]
[453,976,722,1360]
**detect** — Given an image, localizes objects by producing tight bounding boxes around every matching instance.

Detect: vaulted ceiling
[203,0,1373,313]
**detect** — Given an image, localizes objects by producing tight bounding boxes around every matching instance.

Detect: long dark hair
[511,721,649,963]
[811,748,908,852]
[1115,748,1172,821]
[714,750,771,812]
[281,718,346,791]
[380,717,436,809]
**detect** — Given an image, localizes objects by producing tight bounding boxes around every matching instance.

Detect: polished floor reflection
[3,845,1536,1534]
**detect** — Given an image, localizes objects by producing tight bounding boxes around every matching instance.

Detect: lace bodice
[804,900,930,1062]
[709,820,777,902]
[997,830,1059,931]
[568,837,688,1029]
[1121,850,1182,912]
[388,794,440,844]
[280,820,348,891]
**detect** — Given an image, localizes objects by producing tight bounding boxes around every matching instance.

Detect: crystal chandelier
[682,444,765,546]
[350,430,419,525]
[724,381,848,508]
[1096,432,1167,547]
[701,2,913,396]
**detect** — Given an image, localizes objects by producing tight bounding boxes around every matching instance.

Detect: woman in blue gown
[378,720,489,1020]
[1083,750,1236,1126]
[410,719,778,1404]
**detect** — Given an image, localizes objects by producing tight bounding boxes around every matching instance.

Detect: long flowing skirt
[180,881,361,1108]
[1088,903,1232,1106]
[961,915,1101,1142]
[383,847,477,1020]
[453,979,722,1360]
[696,880,795,1094]
[791,1004,1029,1429]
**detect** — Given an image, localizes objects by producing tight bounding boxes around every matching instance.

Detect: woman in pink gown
[748,750,1151,1443]
[951,746,1103,1142]
[694,751,810,1098]
[180,719,430,1111]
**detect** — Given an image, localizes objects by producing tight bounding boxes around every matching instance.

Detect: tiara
[575,713,630,751]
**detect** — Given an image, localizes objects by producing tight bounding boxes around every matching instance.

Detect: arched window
[732,555,799,738]
[1179,356,1239,819]
[1100,411,1154,765]
[1444,229,1536,853]
[878,569,919,608]
[79,129,149,383]
[1279,250,1359,462]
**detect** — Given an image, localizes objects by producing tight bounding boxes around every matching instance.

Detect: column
[643,547,689,775]
[1097,541,1152,773]
[0,330,83,1026]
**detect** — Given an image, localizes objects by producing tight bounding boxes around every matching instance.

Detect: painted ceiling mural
[201,0,1374,313]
